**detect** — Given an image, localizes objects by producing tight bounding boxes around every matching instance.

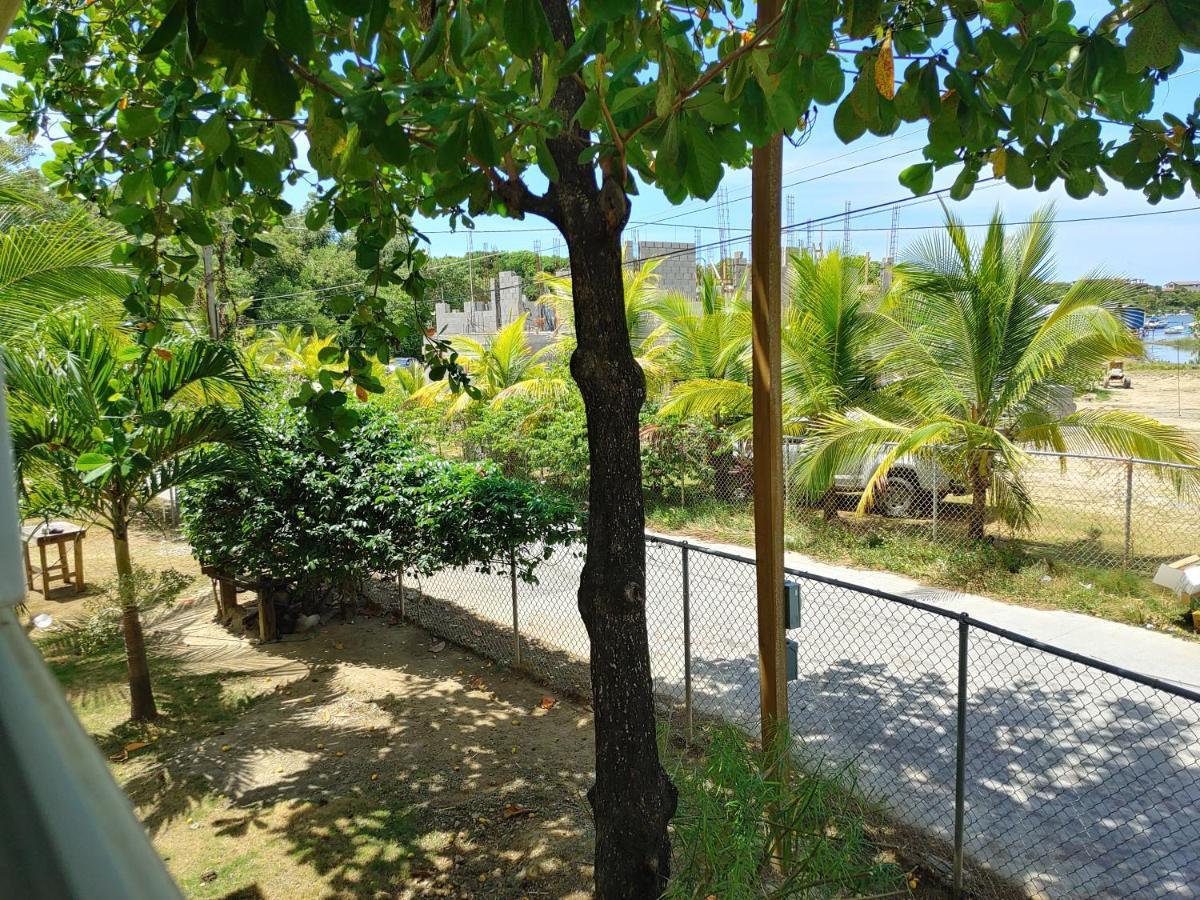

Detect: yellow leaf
[123,740,150,752]
[991,147,1007,179]
[875,33,895,100]
[538,696,556,710]
[220,744,232,752]
[335,750,345,757]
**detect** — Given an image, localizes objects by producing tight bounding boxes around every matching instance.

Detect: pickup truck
[782,438,964,518]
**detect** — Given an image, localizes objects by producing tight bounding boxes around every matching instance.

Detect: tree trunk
[524,4,676,894]
[968,455,990,542]
[113,522,157,721]
[563,222,677,898]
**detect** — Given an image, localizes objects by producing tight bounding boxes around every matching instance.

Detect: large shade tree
[7,0,1200,894]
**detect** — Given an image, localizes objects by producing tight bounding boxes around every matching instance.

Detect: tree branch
[620,10,787,145]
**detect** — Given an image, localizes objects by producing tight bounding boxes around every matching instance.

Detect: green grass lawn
[647,500,1195,636]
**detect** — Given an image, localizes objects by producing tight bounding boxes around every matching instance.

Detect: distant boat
[1146,317,1165,328]
[1164,324,1186,335]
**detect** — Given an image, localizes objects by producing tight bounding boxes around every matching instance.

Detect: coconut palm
[793,207,1200,540]
[0,143,131,344]
[413,313,570,414]
[5,316,259,720]
[661,250,885,435]
[537,257,670,389]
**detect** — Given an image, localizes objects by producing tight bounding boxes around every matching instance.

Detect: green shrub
[180,407,577,603]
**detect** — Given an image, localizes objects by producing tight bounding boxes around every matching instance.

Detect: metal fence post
[510,547,521,667]
[932,482,939,542]
[397,569,405,620]
[953,613,969,897]
[1123,458,1134,567]
[682,541,693,742]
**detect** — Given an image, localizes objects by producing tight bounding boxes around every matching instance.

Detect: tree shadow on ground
[88,608,597,899]
[667,641,1200,900]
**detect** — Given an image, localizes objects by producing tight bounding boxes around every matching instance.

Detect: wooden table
[22,521,87,597]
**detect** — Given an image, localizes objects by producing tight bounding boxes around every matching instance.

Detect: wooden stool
[22,521,87,597]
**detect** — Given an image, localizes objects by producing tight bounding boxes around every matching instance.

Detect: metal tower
[785,194,796,249]
[887,205,900,262]
[841,200,852,256]
[716,186,731,284]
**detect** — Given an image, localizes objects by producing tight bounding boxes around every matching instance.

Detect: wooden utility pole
[202,245,220,340]
[751,0,787,751]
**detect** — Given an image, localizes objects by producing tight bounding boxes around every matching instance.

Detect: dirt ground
[22,513,206,626]
[1080,365,1200,448]
[45,583,597,898]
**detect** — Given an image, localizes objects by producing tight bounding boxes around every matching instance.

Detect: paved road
[413,535,1200,898]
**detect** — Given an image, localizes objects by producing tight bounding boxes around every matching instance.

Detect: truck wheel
[878,475,921,518]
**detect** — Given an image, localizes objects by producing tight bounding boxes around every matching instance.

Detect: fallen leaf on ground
[108,750,128,762]
[200,871,218,883]
[468,675,486,689]
[503,804,536,819]
[219,744,232,752]
[123,740,151,752]
[538,696,556,710]
[334,642,344,650]
[430,641,446,653]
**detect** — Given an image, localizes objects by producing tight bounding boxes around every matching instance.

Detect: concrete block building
[624,239,697,300]
[432,271,556,349]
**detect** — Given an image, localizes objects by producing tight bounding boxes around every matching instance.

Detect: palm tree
[5,317,258,720]
[0,142,131,344]
[660,250,884,435]
[414,313,570,414]
[248,324,344,379]
[793,207,1200,540]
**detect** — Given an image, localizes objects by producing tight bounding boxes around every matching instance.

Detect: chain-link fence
[371,533,1200,898]
[443,425,1200,577]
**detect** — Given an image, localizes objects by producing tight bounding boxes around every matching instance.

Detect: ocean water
[1142,312,1197,364]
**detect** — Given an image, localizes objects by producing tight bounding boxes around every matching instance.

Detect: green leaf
[117,107,159,141]
[198,114,230,156]
[469,108,501,166]
[328,0,372,14]
[251,44,301,119]
[657,114,685,178]
[898,161,934,195]
[449,5,473,66]
[810,54,845,105]
[534,133,560,182]
[140,0,185,60]
[1003,149,1033,188]
[275,0,316,60]
[241,149,281,188]
[833,93,866,143]
[76,452,111,472]
[412,6,446,72]
[81,462,115,485]
[560,22,607,76]
[142,410,172,428]
[1126,1,1182,71]
[504,0,547,60]
[844,0,881,40]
